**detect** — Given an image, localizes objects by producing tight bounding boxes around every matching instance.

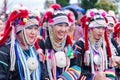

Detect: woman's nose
[31,28,37,34]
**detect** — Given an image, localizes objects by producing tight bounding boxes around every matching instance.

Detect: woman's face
[90,27,105,41]
[52,23,69,41]
[106,23,114,36]
[25,26,39,45]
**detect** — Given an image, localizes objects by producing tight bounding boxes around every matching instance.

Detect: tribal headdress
[0,4,41,71]
[40,3,73,45]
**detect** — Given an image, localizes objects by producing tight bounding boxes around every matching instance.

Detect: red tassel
[0,27,12,45]
[4,11,17,33]
[66,35,72,45]
[104,30,112,57]
[40,15,46,26]
[34,38,45,63]
[104,16,108,23]
[36,16,40,26]
[34,38,41,49]
[112,16,117,23]
[80,15,90,51]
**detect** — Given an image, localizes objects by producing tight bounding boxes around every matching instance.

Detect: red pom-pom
[50,3,61,10]
[104,30,112,57]
[67,13,74,23]
[45,11,53,20]
[66,35,72,45]
[113,22,120,38]
[74,54,77,58]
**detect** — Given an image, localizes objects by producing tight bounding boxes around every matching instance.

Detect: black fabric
[70,40,92,79]
[0,43,20,80]
[38,39,49,79]
[111,38,120,56]
[0,40,49,80]
[111,39,120,77]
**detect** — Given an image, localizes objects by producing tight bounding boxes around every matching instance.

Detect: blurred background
[0,0,120,21]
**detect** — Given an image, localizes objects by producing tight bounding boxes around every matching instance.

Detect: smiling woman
[0,5,49,80]
[39,3,81,80]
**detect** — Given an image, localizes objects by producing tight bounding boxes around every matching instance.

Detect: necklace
[49,27,66,51]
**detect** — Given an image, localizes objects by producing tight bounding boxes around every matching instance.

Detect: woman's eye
[26,27,32,29]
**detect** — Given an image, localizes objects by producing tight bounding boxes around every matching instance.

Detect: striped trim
[53,16,69,25]
[80,75,86,80]
[0,61,8,66]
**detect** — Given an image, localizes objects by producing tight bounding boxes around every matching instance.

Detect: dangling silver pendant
[93,55,101,66]
[26,57,38,71]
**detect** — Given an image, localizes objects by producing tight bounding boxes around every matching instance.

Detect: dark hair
[65,8,78,20]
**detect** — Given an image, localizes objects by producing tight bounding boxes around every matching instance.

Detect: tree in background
[56,0,69,7]
[81,0,118,13]
[95,0,118,13]
[81,0,98,10]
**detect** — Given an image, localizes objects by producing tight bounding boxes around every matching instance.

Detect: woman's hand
[113,56,120,67]
[94,71,106,80]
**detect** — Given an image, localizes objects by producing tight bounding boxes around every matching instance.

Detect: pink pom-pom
[101,12,106,17]
[18,20,22,24]
[49,19,54,23]
[90,11,95,17]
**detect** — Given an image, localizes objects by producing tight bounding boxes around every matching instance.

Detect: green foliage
[56,0,69,7]
[95,0,118,13]
[81,0,118,13]
[81,0,99,9]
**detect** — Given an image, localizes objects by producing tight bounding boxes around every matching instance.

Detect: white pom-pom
[37,49,43,54]
[93,55,101,66]
[108,10,115,17]
[26,57,38,71]
[55,51,67,68]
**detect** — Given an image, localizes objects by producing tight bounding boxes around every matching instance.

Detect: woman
[63,7,83,43]
[39,4,81,80]
[0,5,49,80]
[71,9,116,80]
